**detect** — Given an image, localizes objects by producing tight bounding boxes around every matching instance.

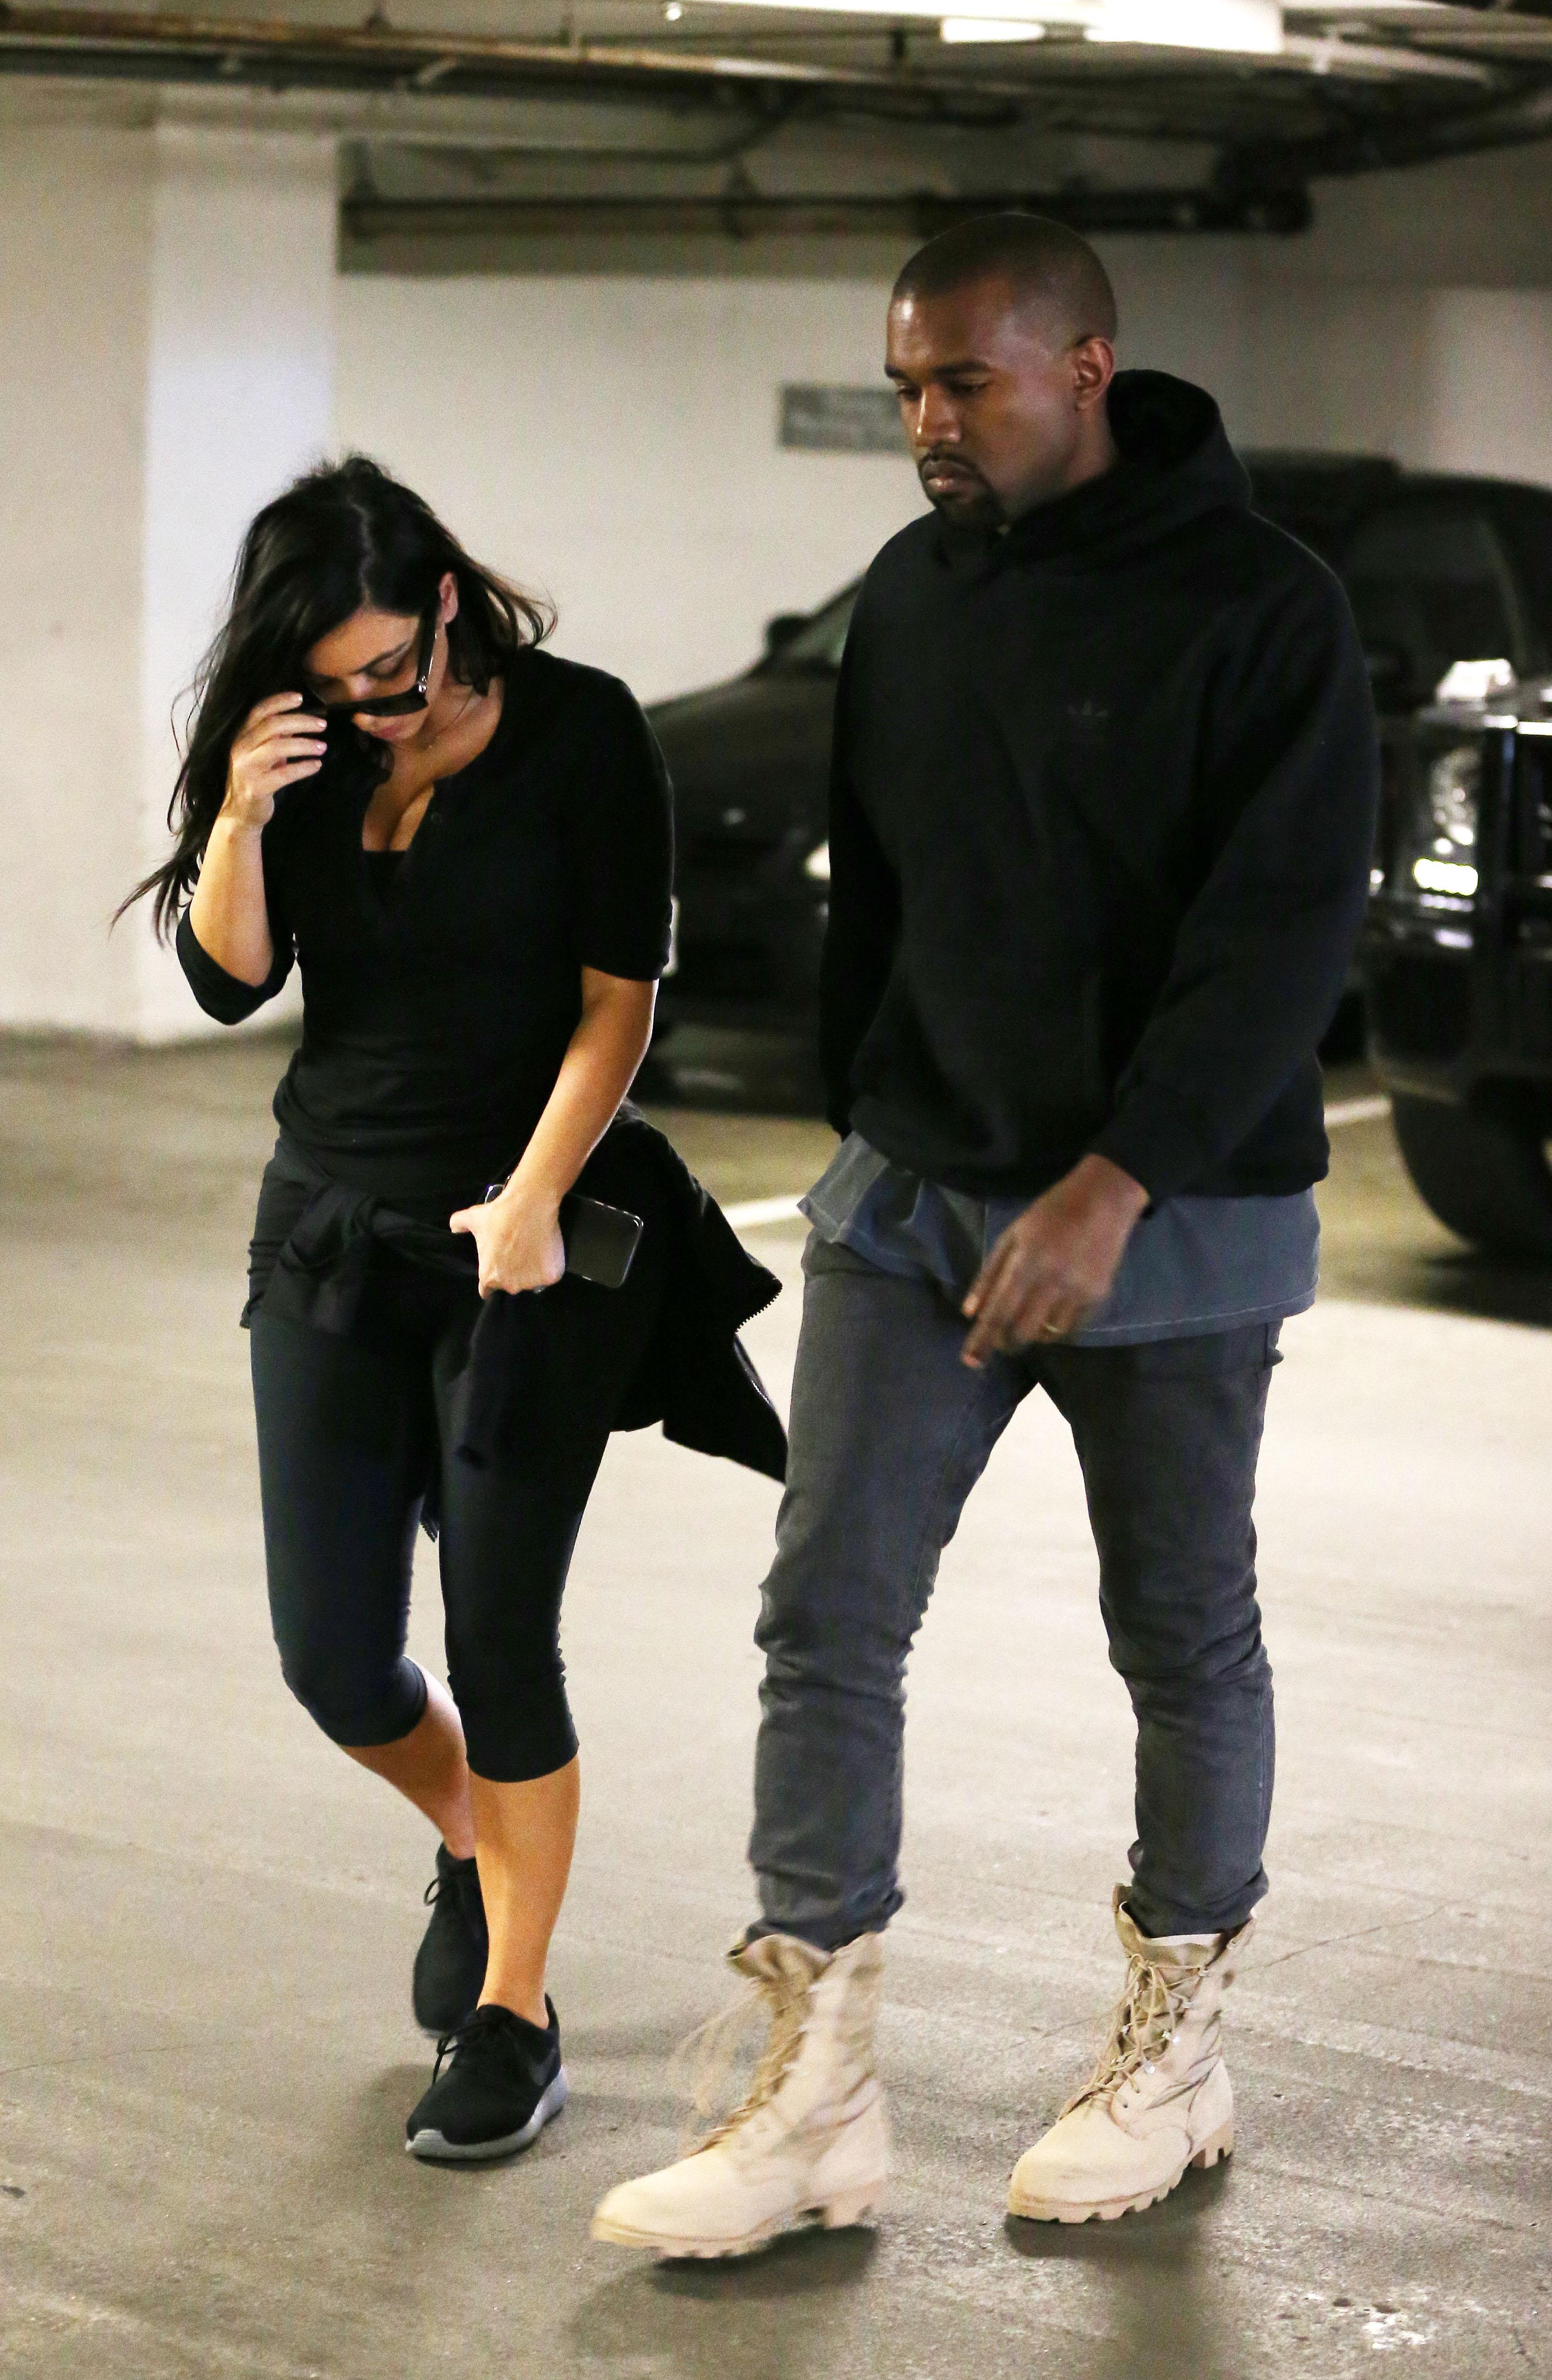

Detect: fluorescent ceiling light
[941,13,1046,33]
[1087,2,1282,49]
[696,0,1284,49]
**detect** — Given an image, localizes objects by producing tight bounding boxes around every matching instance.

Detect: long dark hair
[121,455,553,939]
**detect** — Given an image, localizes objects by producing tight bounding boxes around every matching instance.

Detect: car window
[768,584,859,672]
[1493,489,1552,674]
[1340,504,1527,696]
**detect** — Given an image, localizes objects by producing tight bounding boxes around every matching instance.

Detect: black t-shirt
[178,648,674,1216]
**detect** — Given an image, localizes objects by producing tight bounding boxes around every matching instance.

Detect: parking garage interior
[3,5,1552,2375]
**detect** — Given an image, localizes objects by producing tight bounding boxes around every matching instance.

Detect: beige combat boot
[1007,1888,1253,2225]
[592,1930,889,2258]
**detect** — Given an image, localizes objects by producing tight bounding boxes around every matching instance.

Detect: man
[594,214,1377,2254]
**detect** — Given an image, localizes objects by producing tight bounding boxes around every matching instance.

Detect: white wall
[0,126,151,1032]
[335,276,923,703]
[337,141,1552,709]
[1106,143,1552,482]
[4,116,1552,1032]
[1423,291,1552,485]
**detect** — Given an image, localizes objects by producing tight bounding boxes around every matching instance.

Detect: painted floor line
[723,1193,807,1229]
[724,1099,1394,1231]
[1326,1095,1392,1127]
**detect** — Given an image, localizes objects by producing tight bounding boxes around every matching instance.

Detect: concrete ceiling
[4,2,1552,246]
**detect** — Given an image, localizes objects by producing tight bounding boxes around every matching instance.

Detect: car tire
[1390,1093,1552,1261]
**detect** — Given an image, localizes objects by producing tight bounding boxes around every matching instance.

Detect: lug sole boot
[592,1930,889,2259]
[1008,1888,1253,2226]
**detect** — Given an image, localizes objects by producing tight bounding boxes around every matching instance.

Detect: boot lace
[673,1963,811,2154]
[1061,1953,1197,2119]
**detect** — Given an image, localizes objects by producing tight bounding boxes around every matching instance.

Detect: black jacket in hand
[820,368,1379,1203]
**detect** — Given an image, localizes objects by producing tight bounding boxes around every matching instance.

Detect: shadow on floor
[569,2229,879,2380]
[569,2171,1241,2380]
[1004,2159,1234,2379]
[1392,1248,1552,1330]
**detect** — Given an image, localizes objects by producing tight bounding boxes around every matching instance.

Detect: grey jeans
[749,1235,1280,1949]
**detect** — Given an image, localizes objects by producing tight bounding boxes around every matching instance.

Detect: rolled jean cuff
[743,1913,891,1955]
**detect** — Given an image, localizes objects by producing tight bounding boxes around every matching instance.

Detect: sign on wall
[779,385,903,456]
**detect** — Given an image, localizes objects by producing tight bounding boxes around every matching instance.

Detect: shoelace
[673,1965,810,2153]
[1060,1953,1200,2119]
[424,1860,486,1939]
[431,2005,517,2088]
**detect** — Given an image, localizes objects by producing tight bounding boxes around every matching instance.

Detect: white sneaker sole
[591,2179,887,2259]
[1007,2122,1234,2225]
[406,2066,569,2165]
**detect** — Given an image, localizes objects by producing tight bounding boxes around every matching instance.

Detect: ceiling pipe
[341,179,1313,240]
[1285,73,1552,173]
[0,4,1034,121]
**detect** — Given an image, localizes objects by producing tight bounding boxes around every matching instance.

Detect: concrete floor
[1,1029,1548,2379]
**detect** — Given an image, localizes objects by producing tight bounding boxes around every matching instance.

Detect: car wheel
[1390,1093,1552,1260]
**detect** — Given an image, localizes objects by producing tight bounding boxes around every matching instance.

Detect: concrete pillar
[0,112,335,1038]
[135,126,336,1040]
[0,120,152,1035]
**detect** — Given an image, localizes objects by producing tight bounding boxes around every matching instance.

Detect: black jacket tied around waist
[245,1106,787,1518]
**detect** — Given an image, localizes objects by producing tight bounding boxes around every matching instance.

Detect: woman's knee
[277,1645,427,1748]
[453,1667,577,1783]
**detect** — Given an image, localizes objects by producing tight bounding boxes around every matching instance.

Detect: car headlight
[1412,745,1480,896]
[804,840,831,883]
[1426,746,1480,850]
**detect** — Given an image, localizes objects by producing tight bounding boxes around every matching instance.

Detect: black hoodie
[820,370,1379,1202]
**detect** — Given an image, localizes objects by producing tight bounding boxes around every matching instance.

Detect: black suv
[1365,674,1552,1256]
[652,455,1552,1245]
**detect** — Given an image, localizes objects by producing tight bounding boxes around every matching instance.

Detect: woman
[123,457,784,2163]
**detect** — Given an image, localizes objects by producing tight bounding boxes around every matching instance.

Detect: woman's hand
[222,692,327,831]
[449,1182,567,1299]
[448,970,653,1299]
[189,692,323,986]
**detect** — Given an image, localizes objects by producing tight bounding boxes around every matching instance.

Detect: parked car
[650,586,849,1032]
[651,454,1552,1243]
[1363,669,1552,1257]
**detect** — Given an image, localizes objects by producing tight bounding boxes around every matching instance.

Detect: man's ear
[1070,336,1115,412]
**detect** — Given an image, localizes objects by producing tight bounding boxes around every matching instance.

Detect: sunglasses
[315,605,439,720]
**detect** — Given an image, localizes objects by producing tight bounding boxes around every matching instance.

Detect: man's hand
[960,1154,1149,1367]
[449,1182,567,1299]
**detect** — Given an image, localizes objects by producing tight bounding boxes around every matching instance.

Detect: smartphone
[481,1180,643,1290]
[560,1193,644,1290]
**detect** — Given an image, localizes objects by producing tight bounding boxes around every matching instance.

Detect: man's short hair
[892,213,1118,348]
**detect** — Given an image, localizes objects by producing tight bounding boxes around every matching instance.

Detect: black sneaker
[405,2001,568,2163]
[412,1847,489,2038]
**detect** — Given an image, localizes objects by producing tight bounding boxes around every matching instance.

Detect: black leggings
[251,1251,624,1782]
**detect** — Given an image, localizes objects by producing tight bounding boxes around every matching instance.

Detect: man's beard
[916,455,1005,529]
